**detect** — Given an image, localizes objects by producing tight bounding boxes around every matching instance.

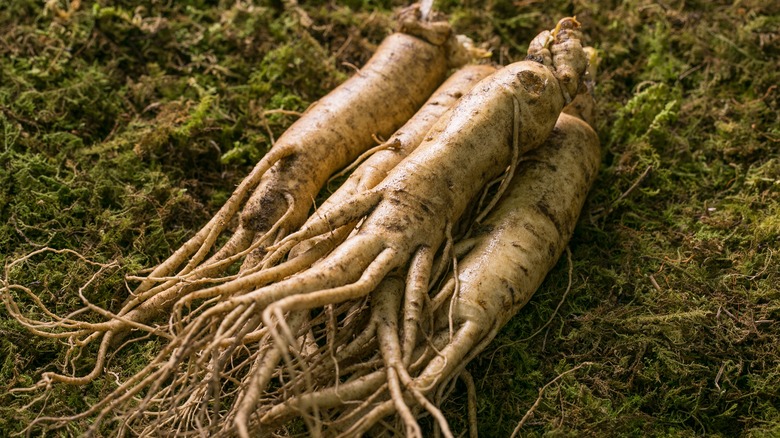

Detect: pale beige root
[58,307,272,437]
[255,336,443,433]
[238,50,580,433]
[279,64,496,379]
[336,38,600,435]
[139,26,472,322]
[233,304,386,435]
[400,244,435,366]
[27,234,389,434]
[256,308,505,435]
[224,301,382,436]
[259,8,582,362]
[235,298,379,428]
[267,18,580,262]
[251,295,378,398]
[329,66,497,201]
[227,340,282,438]
[372,276,453,438]
[167,224,353,329]
[260,370,388,427]
[367,277,421,438]
[549,17,587,102]
[562,46,599,127]
[250,309,384,432]
[461,370,478,438]
[130,310,310,438]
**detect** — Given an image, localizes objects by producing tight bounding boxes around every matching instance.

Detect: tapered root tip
[552,16,581,39]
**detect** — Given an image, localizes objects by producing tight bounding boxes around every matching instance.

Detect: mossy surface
[1,0,778,436]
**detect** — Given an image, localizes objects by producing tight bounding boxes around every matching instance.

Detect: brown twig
[520,246,574,343]
[591,164,653,221]
[509,362,594,437]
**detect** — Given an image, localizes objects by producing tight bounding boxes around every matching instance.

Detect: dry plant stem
[509,362,594,437]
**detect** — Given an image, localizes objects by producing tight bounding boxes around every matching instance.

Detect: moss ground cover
[1,0,778,435]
